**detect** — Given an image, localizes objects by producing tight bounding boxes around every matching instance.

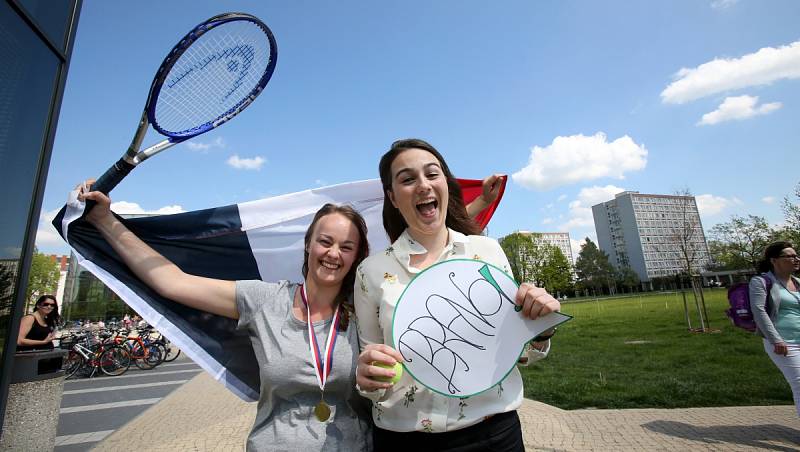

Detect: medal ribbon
[301,284,341,391]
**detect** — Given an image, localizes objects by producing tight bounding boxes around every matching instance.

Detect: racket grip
[93,158,136,194]
[84,158,135,214]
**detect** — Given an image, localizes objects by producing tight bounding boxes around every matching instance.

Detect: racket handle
[93,158,136,194]
[84,158,135,214]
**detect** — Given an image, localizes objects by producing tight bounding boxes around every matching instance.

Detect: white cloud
[40,207,61,224]
[661,40,800,104]
[227,155,266,170]
[541,217,553,225]
[711,0,737,10]
[570,237,593,261]
[34,226,64,250]
[185,137,225,152]
[512,133,647,191]
[762,196,775,204]
[698,95,782,125]
[315,179,328,186]
[34,208,69,252]
[111,201,185,215]
[558,185,625,231]
[695,194,740,216]
[557,194,567,202]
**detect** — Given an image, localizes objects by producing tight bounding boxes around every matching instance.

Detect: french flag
[52,177,506,401]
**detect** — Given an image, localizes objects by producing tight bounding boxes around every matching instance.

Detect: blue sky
[36,0,800,258]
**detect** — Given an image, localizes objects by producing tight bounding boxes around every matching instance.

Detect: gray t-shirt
[236,280,372,452]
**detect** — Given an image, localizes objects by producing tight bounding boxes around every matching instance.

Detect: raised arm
[79,182,239,319]
[466,174,503,218]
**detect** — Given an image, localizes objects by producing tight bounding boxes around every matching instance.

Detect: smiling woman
[378,139,481,247]
[16,295,60,351]
[354,138,562,452]
[77,182,374,452]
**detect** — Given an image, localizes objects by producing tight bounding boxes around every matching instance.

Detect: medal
[301,284,341,422]
[314,399,331,422]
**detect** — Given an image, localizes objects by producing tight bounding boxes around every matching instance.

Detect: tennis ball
[372,361,403,384]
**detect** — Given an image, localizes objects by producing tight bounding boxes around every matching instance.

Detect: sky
[35,0,800,259]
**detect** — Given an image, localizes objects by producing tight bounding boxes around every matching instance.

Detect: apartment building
[592,191,711,282]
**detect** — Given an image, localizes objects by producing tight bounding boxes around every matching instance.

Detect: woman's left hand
[515,283,560,319]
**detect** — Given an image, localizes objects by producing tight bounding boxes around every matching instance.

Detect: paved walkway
[95,373,800,451]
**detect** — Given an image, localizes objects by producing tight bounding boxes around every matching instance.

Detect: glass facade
[60,254,133,323]
[0,0,81,431]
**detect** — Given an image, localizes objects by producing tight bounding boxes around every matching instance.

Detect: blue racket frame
[91,12,277,195]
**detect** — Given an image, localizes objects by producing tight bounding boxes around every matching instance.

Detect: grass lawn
[520,289,794,409]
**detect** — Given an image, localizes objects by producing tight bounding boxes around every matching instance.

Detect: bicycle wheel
[99,345,131,376]
[134,344,159,370]
[145,344,165,368]
[63,350,84,379]
[161,340,181,362]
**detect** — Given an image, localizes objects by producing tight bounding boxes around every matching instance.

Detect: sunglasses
[40,303,56,308]
[778,255,800,260]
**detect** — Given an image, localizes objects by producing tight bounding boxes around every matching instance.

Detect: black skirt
[372,410,524,452]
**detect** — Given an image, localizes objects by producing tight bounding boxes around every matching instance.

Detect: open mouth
[320,260,341,271]
[416,199,438,218]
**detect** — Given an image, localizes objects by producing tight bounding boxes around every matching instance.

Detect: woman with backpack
[751,241,800,416]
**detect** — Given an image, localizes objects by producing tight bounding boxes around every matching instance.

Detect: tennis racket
[91,12,277,195]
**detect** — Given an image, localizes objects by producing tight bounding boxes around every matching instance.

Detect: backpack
[725,274,772,332]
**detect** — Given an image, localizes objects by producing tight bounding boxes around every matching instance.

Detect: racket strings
[153,20,272,136]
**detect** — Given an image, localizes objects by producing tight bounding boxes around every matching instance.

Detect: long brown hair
[301,203,369,330]
[33,295,60,330]
[379,138,481,242]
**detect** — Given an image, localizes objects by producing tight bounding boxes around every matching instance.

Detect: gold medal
[301,284,340,424]
[314,400,331,422]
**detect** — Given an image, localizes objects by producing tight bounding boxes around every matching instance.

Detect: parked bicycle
[114,327,165,369]
[61,331,131,378]
[150,329,181,362]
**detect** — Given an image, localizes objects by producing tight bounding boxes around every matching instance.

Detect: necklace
[300,284,341,422]
[776,278,800,304]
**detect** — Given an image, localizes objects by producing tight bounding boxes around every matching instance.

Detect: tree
[782,182,800,245]
[538,245,573,295]
[707,240,747,271]
[25,249,60,311]
[615,265,640,293]
[708,214,773,270]
[500,233,574,295]
[574,238,615,295]
[664,189,712,330]
[499,232,537,283]
[667,189,710,277]
[0,263,16,314]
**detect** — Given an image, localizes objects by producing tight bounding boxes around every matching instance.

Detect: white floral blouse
[354,228,549,433]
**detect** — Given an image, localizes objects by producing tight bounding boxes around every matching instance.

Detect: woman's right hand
[356,344,404,391]
[774,342,789,356]
[76,179,112,225]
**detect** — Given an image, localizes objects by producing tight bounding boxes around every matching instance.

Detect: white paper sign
[391,259,571,397]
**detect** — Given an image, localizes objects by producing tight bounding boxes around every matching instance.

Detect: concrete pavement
[95,373,800,451]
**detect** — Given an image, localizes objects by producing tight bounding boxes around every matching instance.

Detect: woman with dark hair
[78,183,373,451]
[353,139,561,451]
[17,295,60,351]
[751,240,800,416]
